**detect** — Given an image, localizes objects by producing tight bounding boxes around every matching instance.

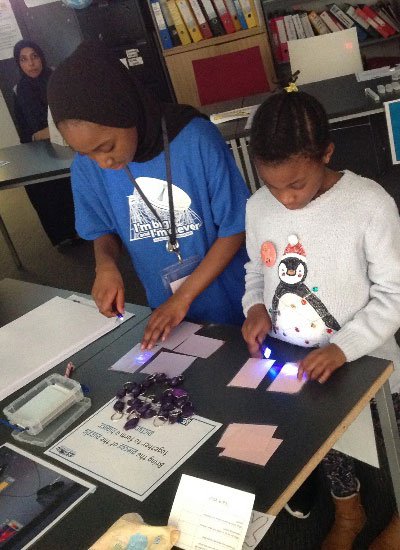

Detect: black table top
[0,280,392,549]
[0,141,73,190]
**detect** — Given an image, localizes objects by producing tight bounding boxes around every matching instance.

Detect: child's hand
[141,294,191,350]
[297,344,347,384]
[242,304,272,357]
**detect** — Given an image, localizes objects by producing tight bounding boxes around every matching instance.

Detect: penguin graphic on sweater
[271,235,340,347]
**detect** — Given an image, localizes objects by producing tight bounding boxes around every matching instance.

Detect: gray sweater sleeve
[330,195,400,361]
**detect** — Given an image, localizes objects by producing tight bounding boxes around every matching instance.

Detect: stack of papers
[0,296,133,401]
[217,424,283,466]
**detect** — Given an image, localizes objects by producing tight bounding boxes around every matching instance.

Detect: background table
[0,142,73,268]
[0,279,399,549]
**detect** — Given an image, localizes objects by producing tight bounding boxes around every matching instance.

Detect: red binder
[212,0,236,33]
[188,0,213,39]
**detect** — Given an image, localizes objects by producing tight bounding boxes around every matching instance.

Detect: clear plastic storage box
[3,373,91,446]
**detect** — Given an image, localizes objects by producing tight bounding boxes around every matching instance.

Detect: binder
[167,0,192,45]
[284,14,297,40]
[308,11,330,35]
[232,0,247,29]
[150,0,173,49]
[188,0,213,38]
[329,3,369,41]
[320,11,343,32]
[356,5,391,38]
[345,5,380,39]
[238,0,258,29]
[354,7,381,38]
[275,15,289,62]
[329,4,356,28]
[269,16,283,63]
[224,0,242,30]
[212,0,236,33]
[160,0,182,46]
[377,7,400,33]
[292,13,306,39]
[360,5,396,36]
[199,0,225,35]
[299,12,315,37]
[176,0,204,42]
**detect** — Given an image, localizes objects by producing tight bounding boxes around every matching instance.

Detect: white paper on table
[67,294,135,321]
[0,297,133,401]
[333,404,379,467]
[243,511,275,549]
[109,342,161,373]
[169,474,255,550]
[46,401,221,502]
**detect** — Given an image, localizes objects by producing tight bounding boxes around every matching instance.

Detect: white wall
[0,90,19,148]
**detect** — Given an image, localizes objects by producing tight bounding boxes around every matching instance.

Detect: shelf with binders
[261,0,400,74]
[162,25,266,55]
[147,0,263,52]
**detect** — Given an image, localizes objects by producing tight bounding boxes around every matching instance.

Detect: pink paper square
[228,359,275,389]
[174,334,224,358]
[219,437,283,466]
[162,321,203,350]
[141,351,196,377]
[217,424,278,452]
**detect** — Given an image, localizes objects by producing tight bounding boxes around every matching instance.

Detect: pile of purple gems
[113,372,195,431]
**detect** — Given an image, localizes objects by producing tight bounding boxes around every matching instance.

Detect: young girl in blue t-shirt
[242,85,400,549]
[47,41,249,348]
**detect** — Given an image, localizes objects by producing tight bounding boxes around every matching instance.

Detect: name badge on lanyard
[124,117,200,293]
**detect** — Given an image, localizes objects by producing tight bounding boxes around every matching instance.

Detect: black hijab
[48,40,207,162]
[14,40,52,135]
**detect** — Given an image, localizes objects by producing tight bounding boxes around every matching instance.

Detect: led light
[263,346,272,359]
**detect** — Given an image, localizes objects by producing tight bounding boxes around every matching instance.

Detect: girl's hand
[141,294,191,350]
[92,265,125,318]
[297,344,346,384]
[242,304,272,358]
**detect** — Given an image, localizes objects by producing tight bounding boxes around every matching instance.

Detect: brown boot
[369,514,400,550]
[322,492,367,550]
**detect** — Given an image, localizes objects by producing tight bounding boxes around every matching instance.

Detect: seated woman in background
[13,40,78,249]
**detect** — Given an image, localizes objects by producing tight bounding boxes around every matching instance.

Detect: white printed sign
[46,399,221,501]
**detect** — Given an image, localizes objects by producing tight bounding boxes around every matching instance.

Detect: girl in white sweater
[242,85,400,549]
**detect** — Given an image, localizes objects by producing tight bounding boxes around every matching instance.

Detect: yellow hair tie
[285,82,298,93]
